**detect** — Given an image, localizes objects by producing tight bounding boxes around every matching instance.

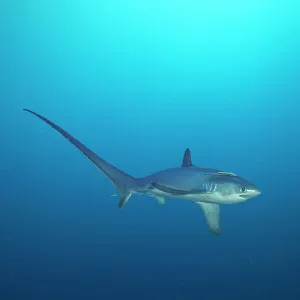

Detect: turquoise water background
[1,1,300,299]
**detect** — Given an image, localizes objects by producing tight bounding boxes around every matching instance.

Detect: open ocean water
[1,1,300,299]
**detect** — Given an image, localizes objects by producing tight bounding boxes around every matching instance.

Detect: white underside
[146,190,223,235]
[145,188,246,205]
[112,188,247,235]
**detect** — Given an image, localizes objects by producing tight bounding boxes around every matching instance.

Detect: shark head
[208,174,261,204]
[178,148,261,204]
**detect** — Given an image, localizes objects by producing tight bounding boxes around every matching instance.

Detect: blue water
[1,1,300,299]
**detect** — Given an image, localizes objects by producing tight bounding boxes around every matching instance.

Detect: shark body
[24,109,261,235]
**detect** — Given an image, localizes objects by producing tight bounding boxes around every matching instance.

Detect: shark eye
[240,187,247,193]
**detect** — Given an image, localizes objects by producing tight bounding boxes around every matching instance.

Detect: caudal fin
[23,109,136,208]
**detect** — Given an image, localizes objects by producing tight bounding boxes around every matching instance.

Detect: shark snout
[248,188,261,198]
[240,188,261,200]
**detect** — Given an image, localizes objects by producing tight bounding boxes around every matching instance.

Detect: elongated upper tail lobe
[23,109,137,207]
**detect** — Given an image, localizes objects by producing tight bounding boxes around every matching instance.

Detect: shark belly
[143,183,222,235]
[144,187,196,201]
[142,181,243,205]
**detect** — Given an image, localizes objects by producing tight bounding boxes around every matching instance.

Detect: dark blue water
[1,1,300,299]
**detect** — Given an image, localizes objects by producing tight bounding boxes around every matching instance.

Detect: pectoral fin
[195,202,220,235]
[152,182,206,195]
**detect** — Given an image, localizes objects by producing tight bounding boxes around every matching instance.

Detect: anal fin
[195,202,220,235]
[155,196,165,205]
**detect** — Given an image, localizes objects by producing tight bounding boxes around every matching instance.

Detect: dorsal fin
[181,148,193,167]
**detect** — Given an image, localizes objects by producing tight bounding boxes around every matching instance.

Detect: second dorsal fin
[181,148,193,167]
